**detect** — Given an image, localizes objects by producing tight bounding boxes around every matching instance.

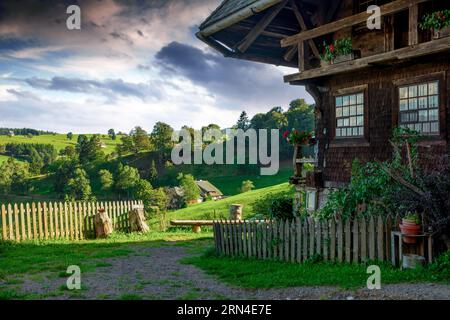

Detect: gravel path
[7,244,450,300]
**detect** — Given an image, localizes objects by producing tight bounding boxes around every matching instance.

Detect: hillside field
[0,134,121,155]
[150,182,293,228]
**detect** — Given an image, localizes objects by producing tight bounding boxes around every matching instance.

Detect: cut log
[94,208,113,238]
[229,204,243,220]
[129,205,150,233]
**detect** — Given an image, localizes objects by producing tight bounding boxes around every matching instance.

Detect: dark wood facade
[313,53,450,185]
[199,0,450,188]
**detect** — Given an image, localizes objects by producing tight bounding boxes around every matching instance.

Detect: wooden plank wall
[213,215,395,264]
[0,200,142,241]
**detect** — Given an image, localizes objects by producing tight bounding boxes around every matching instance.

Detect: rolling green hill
[153,182,293,227]
[0,134,121,155]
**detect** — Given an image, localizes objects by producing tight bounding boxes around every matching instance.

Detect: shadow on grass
[0,230,213,281]
[182,248,450,290]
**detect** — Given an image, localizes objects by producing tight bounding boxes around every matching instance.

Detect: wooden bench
[170,220,214,233]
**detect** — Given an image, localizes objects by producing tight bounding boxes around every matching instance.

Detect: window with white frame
[335,92,364,138]
[398,81,439,134]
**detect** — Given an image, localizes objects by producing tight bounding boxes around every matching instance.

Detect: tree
[177,173,200,204]
[240,180,255,193]
[77,134,88,145]
[0,158,31,195]
[29,147,44,175]
[99,169,114,191]
[108,129,116,140]
[149,160,158,182]
[236,111,250,130]
[115,163,140,196]
[64,168,93,201]
[131,126,150,152]
[67,132,73,140]
[116,135,135,155]
[77,135,104,165]
[59,145,77,158]
[150,122,174,152]
[52,158,78,195]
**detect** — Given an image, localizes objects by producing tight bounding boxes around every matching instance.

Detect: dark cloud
[155,41,310,110]
[22,76,160,102]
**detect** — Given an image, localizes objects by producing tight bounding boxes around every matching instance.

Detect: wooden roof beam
[290,0,320,57]
[281,0,429,47]
[236,0,288,53]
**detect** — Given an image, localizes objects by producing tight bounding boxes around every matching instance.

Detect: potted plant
[320,38,358,66]
[399,212,422,244]
[283,129,315,177]
[419,10,450,39]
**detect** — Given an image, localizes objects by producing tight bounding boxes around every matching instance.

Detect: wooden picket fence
[213,215,398,263]
[0,200,143,242]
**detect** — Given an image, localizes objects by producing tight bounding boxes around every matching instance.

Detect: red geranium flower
[329,44,335,53]
[283,130,290,139]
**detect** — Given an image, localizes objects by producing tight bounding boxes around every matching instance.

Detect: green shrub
[253,191,294,220]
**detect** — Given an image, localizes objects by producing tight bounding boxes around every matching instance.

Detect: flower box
[320,52,360,67]
[434,26,450,39]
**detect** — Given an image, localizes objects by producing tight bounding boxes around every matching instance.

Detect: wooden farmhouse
[198,0,450,211]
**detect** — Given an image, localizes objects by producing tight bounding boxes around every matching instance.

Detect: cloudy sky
[0,0,312,133]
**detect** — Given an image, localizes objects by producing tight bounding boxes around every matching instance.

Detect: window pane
[418,84,427,96]
[429,109,438,121]
[423,122,430,133]
[399,87,408,99]
[343,118,349,127]
[415,123,421,132]
[357,116,364,126]
[336,97,343,107]
[358,127,364,136]
[408,85,417,98]
[429,82,438,95]
[349,95,356,105]
[430,122,439,133]
[419,110,428,122]
[429,95,438,108]
[350,117,356,126]
[353,128,359,136]
[337,119,343,127]
[357,104,364,115]
[343,107,349,117]
[357,93,364,104]
[418,97,428,109]
[408,98,417,110]
[343,96,349,106]
[350,106,356,116]
[336,128,341,137]
[400,99,408,111]
[336,107,342,117]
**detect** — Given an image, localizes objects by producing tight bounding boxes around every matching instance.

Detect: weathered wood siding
[315,54,450,184]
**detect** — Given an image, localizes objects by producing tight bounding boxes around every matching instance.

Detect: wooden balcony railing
[281,0,449,83]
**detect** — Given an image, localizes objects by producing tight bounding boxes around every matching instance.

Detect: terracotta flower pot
[399,223,421,244]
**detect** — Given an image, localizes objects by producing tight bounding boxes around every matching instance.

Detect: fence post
[377,215,385,261]
[263,221,268,259]
[322,219,329,261]
[20,203,26,241]
[316,218,321,256]
[345,218,351,263]
[290,220,295,263]
[309,217,315,259]
[1,204,7,240]
[14,204,20,242]
[295,218,301,263]
[385,215,393,261]
[32,202,37,239]
[360,216,367,262]
[8,204,14,241]
[278,220,284,261]
[329,218,336,261]
[353,217,360,264]
[302,218,308,261]
[368,216,376,261]
[337,217,343,263]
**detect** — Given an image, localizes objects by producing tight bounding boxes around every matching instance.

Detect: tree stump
[94,209,113,238]
[229,204,243,220]
[129,205,150,233]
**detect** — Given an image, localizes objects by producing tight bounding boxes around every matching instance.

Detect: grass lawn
[0,154,12,165]
[0,134,122,155]
[155,182,293,227]
[207,166,292,196]
[184,250,450,290]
